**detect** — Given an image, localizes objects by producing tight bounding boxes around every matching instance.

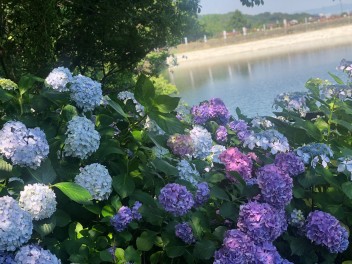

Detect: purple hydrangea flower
[256,164,293,209]
[237,201,287,244]
[274,152,305,177]
[191,103,209,125]
[131,201,142,220]
[223,229,256,262]
[167,134,194,157]
[191,98,230,125]
[158,183,194,216]
[110,206,133,232]
[219,147,253,183]
[228,120,252,142]
[194,182,210,207]
[305,210,349,253]
[216,126,228,142]
[254,242,293,264]
[175,222,196,244]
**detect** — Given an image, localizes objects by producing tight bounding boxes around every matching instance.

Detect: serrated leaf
[193,240,216,260]
[53,182,93,205]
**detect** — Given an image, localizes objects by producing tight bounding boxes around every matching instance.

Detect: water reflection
[166,44,352,117]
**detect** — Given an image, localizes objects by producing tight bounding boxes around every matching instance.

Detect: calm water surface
[165,44,352,117]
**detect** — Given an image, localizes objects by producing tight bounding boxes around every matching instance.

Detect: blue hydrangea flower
[210,145,226,163]
[44,67,72,92]
[111,206,133,232]
[256,164,293,209]
[74,163,112,201]
[305,210,349,253]
[338,58,352,78]
[64,116,100,159]
[14,245,61,264]
[244,129,289,154]
[175,222,196,244]
[251,117,273,129]
[131,201,142,220]
[189,125,213,159]
[0,196,33,252]
[274,152,305,177]
[216,126,228,142]
[176,159,200,185]
[296,143,333,168]
[194,182,210,207]
[237,201,287,244]
[274,92,309,117]
[19,184,57,220]
[70,74,102,112]
[0,252,15,264]
[320,84,352,101]
[158,183,194,216]
[289,209,305,228]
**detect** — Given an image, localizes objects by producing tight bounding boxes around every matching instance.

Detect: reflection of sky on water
[165,44,352,117]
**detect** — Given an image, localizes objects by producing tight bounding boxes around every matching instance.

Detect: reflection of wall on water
[208,67,214,84]
[189,70,195,89]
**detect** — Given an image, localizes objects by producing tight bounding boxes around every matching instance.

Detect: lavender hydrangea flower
[244,129,289,154]
[219,147,253,183]
[175,222,196,244]
[44,67,72,92]
[158,183,194,216]
[167,134,194,157]
[74,163,112,201]
[131,201,142,220]
[254,242,293,264]
[189,125,213,159]
[274,92,309,117]
[19,184,57,220]
[191,98,230,125]
[194,182,210,207]
[70,74,102,112]
[0,196,33,252]
[228,120,252,142]
[0,121,49,169]
[338,58,352,78]
[216,126,228,142]
[237,201,287,244]
[296,143,333,168]
[320,84,352,101]
[14,245,61,264]
[176,159,200,185]
[256,164,293,209]
[251,117,273,129]
[111,206,133,232]
[305,210,349,253]
[64,116,100,159]
[274,152,305,177]
[289,209,305,228]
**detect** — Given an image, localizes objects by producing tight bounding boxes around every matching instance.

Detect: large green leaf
[18,74,43,95]
[0,158,13,179]
[33,216,56,238]
[151,158,178,176]
[104,95,128,118]
[27,158,57,184]
[153,95,180,113]
[193,240,216,260]
[136,231,157,251]
[135,74,155,108]
[342,182,352,200]
[149,111,185,134]
[0,89,15,103]
[112,175,135,199]
[53,182,93,205]
[62,104,78,121]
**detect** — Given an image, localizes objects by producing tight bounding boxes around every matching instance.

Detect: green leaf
[18,74,43,95]
[0,158,13,179]
[165,240,186,258]
[210,185,230,201]
[342,182,352,199]
[152,158,178,176]
[149,111,185,134]
[136,231,157,251]
[147,132,169,149]
[102,205,115,217]
[99,250,114,262]
[53,182,93,205]
[27,158,57,184]
[135,74,155,108]
[33,216,56,238]
[219,202,238,221]
[62,104,78,121]
[114,248,125,261]
[0,89,15,103]
[150,251,164,264]
[206,173,225,183]
[125,246,141,264]
[104,95,128,118]
[55,209,71,227]
[153,95,180,113]
[112,175,135,199]
[328,72,345,85]
[289,236,312,256]
[193,240,216,260]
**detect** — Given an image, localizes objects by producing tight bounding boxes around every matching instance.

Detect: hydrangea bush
[0,62,351,263]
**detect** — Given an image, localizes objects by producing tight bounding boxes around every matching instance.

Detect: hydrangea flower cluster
[175,222,196,244]
[274,92,310,117]
[255,242,293,264]
[151,145,169,159]
[251,116,273,129]
[175,100,192,123]
[176,160,200,185]
[189,125,213,159]
[117,91,145,115]
[219,147,253,183]
[70,74,102,112]
[256,164,293,209]
[210,145,226,163]
[0,252,15,264]
[167,134,194,157]
[44,67,72,92]
[289,209,305,228]
[320,84,352,101]
[337,156,352,179]
[338,58,352,78]
[296,143,333,168]
[19,184,57,220]
[111,201,142,232]
[194,182,210,207]
[237,201,287,244]
[0,121,49,169]
[0,78,18,90]
[0,196,33,252]
[244,129,290,154]
[191,98,230,125]
[74,163,112,201]
[215,126,227,142]
[144,116,165,135]
[158,183,194,216]
[228,120,252,142]
[64,116,100,159]
[14,245,61,264]
[274,152,305,177]
[305,210,349,253]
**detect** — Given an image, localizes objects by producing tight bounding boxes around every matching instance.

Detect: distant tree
[240,0,264,7]
[229,10,250,31]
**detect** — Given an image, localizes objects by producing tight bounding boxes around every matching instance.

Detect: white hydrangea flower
[117,91,145,115]
[15,245,61,264]
[151,145,169,159]
[144,116,165,135]
[0,196,33,252]
[19,184,57,220]
[0,121,49,169]
[189,125,213,159]
[45,67,72,92]
[75,163,112,201]
[0,78,18,90]
[177,159,200,185]
[70,74,102,112]
[210,145,226,163]
[64,116,100,159]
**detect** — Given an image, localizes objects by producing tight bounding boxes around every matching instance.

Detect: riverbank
[173,24,352,67]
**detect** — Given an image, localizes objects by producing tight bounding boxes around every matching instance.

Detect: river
[165,44,352,117]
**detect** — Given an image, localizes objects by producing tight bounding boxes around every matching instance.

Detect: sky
[199,0,352,15]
